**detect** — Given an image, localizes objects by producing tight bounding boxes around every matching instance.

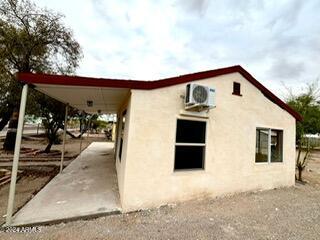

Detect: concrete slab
[11,142,121,226]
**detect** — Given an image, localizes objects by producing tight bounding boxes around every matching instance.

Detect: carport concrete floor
[11,142,121,226]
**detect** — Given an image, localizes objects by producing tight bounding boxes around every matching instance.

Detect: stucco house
[13,65,301,213]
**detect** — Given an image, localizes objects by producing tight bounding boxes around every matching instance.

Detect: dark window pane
[233,82,241,95]
[174,146,204,170]
[255,129,268,163]
[186,84,190,103]
[119,110,127,161]
[176,120,206,143]
[271,130,283,162]
[118,138,123,160]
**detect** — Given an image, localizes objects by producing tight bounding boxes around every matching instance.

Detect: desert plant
[286,81,320,181]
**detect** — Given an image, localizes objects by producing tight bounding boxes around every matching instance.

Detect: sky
[35,0,320,98]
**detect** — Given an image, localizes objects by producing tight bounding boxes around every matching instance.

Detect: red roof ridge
[16,65,302,121]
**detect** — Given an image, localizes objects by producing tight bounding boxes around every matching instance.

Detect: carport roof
[16,65,302,121]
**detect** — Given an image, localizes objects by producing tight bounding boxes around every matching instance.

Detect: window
[174,119,206,170]
[271,130,283,162]
[233,82,241,96]
[255,128,283,163]
[118,110,126,161]
[255,129,269,163]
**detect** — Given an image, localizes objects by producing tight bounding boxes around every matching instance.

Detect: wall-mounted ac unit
[185,83,215,111]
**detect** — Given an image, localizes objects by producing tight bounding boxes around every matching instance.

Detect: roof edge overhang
[16,65,302,121]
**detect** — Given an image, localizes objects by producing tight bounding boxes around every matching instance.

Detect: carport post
[79,115,84,156]
[60,104,69,173]
[80,134,83,155]
[5,84,28,226]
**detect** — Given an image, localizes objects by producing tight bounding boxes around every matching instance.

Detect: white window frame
[255,127,283,164]
[174,118,207,171]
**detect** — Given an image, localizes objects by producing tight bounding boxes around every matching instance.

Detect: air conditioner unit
[185,83,215,111]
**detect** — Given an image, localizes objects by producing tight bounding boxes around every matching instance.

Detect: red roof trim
[16,65,302,121]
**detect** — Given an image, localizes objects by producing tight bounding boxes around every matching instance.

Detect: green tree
[0,0,82,151]
[286,81,320,181]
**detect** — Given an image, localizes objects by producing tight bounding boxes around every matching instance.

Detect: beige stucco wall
[115,93,132,205]
[118,72,296,211]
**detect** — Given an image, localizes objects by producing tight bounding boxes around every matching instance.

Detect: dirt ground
[303,150,320,185]
[0,167,58,226]
[0,133,107,162]
[1,150,320,239]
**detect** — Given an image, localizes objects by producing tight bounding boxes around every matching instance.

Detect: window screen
[255,128,269,163]
[271,130,283,162]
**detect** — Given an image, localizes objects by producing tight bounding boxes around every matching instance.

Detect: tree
[286,81,320,181]
[31,93,69,152]
[0,0,82,151]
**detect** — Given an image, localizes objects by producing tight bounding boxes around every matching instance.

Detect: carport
[5,72,135,226]
[11,142,121,226]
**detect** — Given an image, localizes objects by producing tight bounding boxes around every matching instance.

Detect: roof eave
[15,65,303,121]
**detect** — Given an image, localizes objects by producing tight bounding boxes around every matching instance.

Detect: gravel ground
[1,183,319,240]
[1,151,320,240]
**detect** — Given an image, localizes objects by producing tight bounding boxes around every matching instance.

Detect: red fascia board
[16,66,239,90]
[17,72,151,89]
[237,68,302,121]
[16,65,302,121]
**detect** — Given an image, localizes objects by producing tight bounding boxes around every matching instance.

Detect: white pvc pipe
[60,104,68,173]
[5,84,28,226]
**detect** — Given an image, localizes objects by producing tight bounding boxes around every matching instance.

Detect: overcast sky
[36,0,320,98]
